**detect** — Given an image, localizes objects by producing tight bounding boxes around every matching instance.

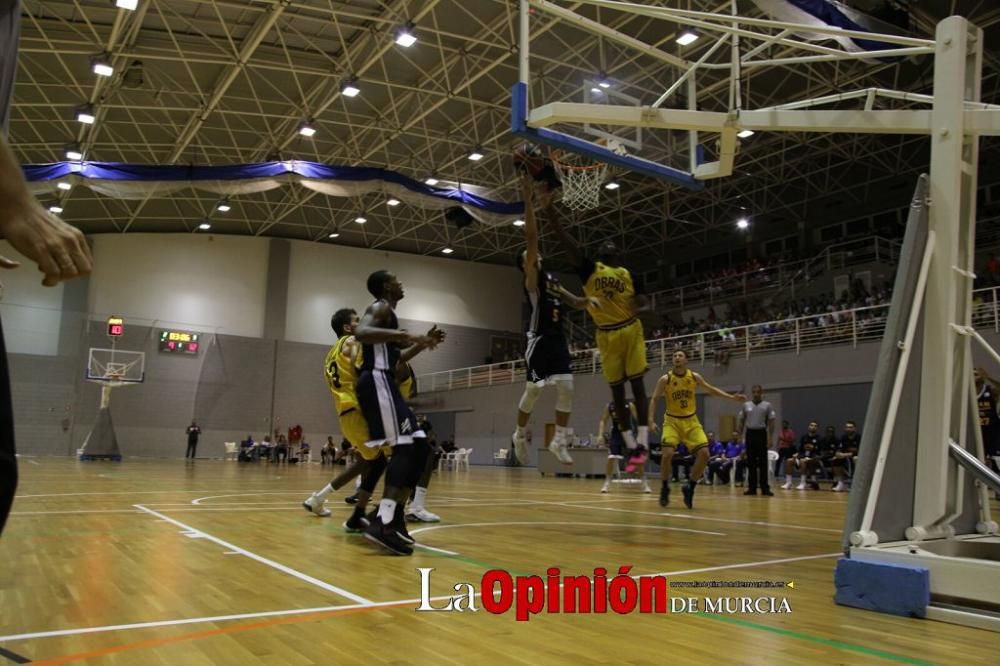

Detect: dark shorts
[356,369,421,447]
[608,430,626,458]
[525,333,572,385]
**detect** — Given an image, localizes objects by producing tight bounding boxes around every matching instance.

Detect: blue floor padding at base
[834,559,930,618]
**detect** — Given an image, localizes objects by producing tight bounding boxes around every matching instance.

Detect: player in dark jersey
[597,399,651,494]
[355,270,445,555]
[511,176,597,466]
[975,369,1000,490]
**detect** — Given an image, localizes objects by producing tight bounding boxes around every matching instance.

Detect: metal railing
[419,286,1000,393]
[565,235,900,340]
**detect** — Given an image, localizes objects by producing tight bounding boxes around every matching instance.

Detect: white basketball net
[549,141,624,211]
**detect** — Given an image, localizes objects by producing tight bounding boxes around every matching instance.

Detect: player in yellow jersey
[547,194,652,455]
[649,350,746,509]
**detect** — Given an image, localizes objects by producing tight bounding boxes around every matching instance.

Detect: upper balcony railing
[418,286,1000,393]
[564,236,901,339]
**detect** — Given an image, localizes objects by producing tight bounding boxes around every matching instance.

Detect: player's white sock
[515,425,526,438]
[377,498,397,524]
[412,487,428,511]
[355,476,362,489]
[637,425,649,447]
[622,430,637,450]
[315,483,334,501]
[555,425,568,442]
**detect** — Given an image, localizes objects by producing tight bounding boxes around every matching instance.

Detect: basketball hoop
[548,139,625,211]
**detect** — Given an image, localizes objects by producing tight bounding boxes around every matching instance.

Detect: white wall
[285,240,522,345]
[88,234,270,338]
[0,240,65,355]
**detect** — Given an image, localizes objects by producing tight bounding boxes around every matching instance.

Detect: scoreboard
[159,330,201,354]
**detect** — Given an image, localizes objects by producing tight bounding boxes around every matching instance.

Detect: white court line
[134,505,372,606]
[27,460,41,466]
[409,520,725,537]
[0,552,839,644]
[414,543,460,556]
[9,509,145,516]
[14,489,323,499]
[554,501,843,534]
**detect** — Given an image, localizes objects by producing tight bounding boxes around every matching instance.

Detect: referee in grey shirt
[737,384,776,496]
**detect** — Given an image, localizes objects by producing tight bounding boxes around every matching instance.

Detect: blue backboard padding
[510,83,703,191]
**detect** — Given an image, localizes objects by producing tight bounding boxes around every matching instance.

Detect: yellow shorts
[595,319,647,385]
[339,409,388,461]
[661,415,708,451]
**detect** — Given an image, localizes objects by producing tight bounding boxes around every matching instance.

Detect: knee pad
[554,376,574,413]
[518,381,543,414]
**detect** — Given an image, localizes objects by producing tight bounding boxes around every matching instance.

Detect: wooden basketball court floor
[1,458,996,665]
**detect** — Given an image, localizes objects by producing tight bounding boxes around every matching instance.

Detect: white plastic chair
[767,450,779,483]
[224,442,238,461]
[457,448,472,470]
[438,449,459,471]
[494,448,508,464]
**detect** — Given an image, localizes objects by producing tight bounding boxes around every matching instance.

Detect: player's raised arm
[647,374,667,433]
[522,176,540,290]
[693,372,747,402]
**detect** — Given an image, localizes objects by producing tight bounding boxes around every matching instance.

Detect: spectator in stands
[298,440,310,462]
[782,420,822,490]
[987,253,1000,286]
[256,435,273,462]
[724,431,747,485]
[775,420,796,480]
[830,421,861,492]
[705,434,727,485]
[671,443,694,482]
[442,438,457,454]
[321,436,336,465]
[273,434,289,464]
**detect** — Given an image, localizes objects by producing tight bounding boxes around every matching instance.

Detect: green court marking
[416,548,933,665]
[697,613,934,666]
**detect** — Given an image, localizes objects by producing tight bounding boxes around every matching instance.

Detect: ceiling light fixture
[48,206,63,214]
[341,79,361,97]
[737,129,755,138]
[216,201,231,212]
[395,23,417,47]
[57,182,72,191]
[199,222,211,230]
[604,181,620,190]
[597,72,611,88]
[441,247,454,254]
[65,144,83,161]
[387,198,401,206]
[92,55,114,77]
[736,217,750,230]
[299,120,316,137]
[425,176,439,186]
[328,231,340,238]
[76,104,96,124]
[676,31,699,46]
[513,219,525,227]
[115,0,139,10]
[355,215,367,224]
[468,146,484,161]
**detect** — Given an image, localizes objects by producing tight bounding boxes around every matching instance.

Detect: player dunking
[649,350,746,509]
[355,270,445,555]
[548,194,651,455]
[511,176,597,465]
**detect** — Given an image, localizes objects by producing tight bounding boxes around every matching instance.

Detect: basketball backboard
[87,347,145,385]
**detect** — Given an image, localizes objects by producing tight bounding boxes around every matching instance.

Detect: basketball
[512,142,546,176]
